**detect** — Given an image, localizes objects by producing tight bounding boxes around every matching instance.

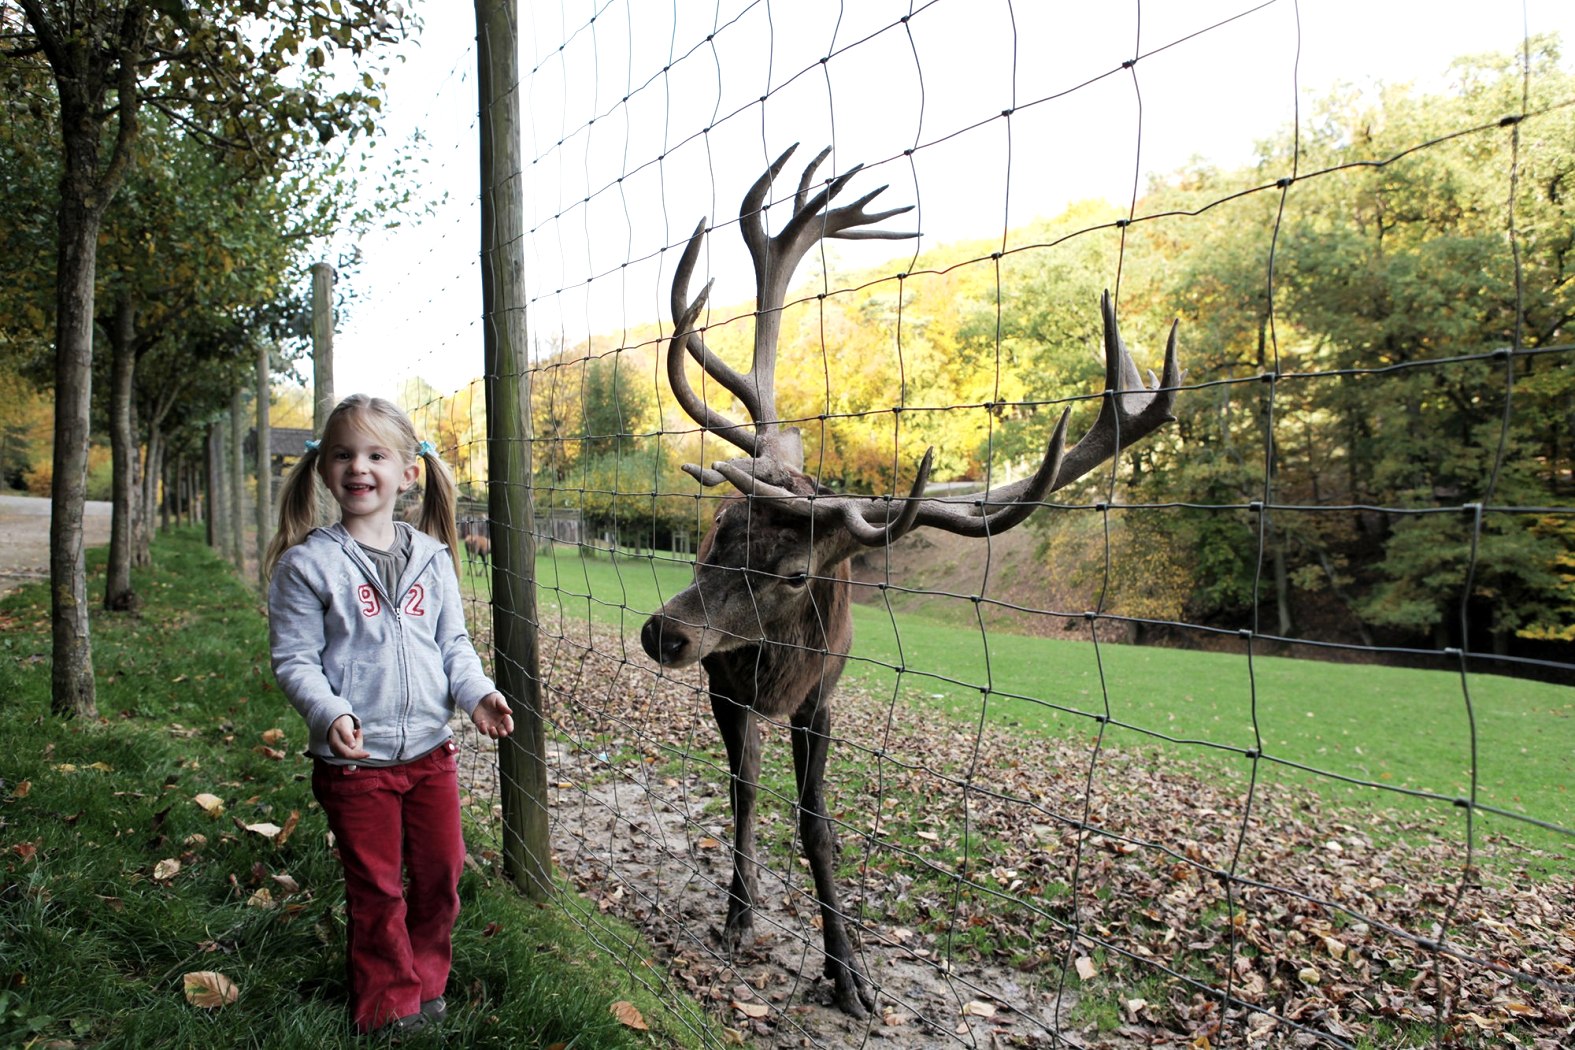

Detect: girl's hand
[327,714,371,759]
[471,692,514,739]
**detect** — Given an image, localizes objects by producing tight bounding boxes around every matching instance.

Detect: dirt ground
[0,493,113,597]
[455,620,1572,1050]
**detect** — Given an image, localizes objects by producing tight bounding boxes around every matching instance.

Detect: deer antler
[668,144,916,486]
[717,291,1182,542]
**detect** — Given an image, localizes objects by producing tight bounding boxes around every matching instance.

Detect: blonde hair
[264,394,462,579]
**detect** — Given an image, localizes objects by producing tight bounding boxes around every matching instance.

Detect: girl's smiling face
[317,415,419,534]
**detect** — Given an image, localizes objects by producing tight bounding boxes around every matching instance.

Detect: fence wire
[367,2,1573,1046]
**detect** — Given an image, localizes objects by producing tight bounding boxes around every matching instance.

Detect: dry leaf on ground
[609,1000,648,1030]
[183,971,238,1009]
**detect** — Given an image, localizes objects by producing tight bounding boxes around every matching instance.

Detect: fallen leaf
[271,873,301,894]
[153,858,182,881]
[1298,967,1322,986]
[244,822,283,840]
[15,780,31,798]
[961,999,996,1017]
[193,793,224,816]
[732,1000,770,1019]
[253,746,286,761]
[609,1000,648,1030]
[247,888,274,909]
[1075,956,1098,981]
[183,971,238,1009]
[696,837,721,849]
[261,728,286,745]
[275,810,301,846]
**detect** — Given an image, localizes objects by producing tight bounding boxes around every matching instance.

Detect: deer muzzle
[641,613,699,667]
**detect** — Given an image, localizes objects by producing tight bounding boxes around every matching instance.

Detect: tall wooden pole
[477,0,550,899]
[229,387,246,570]
[256,343,273,588]
[310,262,336,432]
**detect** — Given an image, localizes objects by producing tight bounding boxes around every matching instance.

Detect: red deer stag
[640,144,1182,1017]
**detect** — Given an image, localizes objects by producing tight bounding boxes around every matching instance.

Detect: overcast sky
[326,0,1574,402]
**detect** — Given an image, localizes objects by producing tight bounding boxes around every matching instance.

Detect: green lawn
[485,543,1574,863]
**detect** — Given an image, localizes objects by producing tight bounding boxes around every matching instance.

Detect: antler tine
[1048,289,1182,490]
[712,446,939,546]
[667,273,760,460]
[670,217,764,440]
[898,410,1071,537]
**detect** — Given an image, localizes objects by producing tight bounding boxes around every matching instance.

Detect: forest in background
[504,40,1574,666]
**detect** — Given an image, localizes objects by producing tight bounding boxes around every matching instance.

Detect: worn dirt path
[0,493,113,597]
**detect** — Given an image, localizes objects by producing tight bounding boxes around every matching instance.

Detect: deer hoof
[825,958,875,1018]
[720,916,755,952]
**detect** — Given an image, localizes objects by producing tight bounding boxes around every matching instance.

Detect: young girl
[265,394,513,1037]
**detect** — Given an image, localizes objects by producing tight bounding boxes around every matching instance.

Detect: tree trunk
[230,387,246,570]
[139,426,161,560]
[49,173,101,718]
[477,0,551,899]
[206,423,224,551]
[159,451,172,532]
[106,296,139,611]
[256,343,273,588]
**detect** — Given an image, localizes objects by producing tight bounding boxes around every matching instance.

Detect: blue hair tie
[304,439,320,453]
[417,439,435,457]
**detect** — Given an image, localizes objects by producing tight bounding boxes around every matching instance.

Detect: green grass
[495,543,1574,867]
[0,529,720,1049]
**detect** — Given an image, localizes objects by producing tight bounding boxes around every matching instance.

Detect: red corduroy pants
[312,740,464,1033]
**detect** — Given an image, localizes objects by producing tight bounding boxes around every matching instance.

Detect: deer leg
[790,693,875,1017]
[711,691,760,950]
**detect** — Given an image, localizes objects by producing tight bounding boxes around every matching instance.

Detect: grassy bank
[513,544,1573,865]
[0,529,719,1049]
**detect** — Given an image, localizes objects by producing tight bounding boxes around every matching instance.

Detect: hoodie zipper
[346,532,445,762]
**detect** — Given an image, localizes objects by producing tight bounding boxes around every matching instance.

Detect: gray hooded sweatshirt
[268,522,496,764]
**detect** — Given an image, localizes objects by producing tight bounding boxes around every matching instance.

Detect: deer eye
[782,571,810,588]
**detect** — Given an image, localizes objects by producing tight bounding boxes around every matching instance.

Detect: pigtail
[414,442,463,579]
[264,444,324,579]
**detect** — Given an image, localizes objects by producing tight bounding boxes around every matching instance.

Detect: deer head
[643,144,1182,669]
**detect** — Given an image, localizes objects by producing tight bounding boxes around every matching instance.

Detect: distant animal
[639,144,1182,1017]
[459,517,491,574]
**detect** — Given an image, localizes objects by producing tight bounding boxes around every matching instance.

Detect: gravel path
[0,493,113,596]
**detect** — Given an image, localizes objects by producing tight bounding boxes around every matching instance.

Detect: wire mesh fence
[363,3,1573,1046]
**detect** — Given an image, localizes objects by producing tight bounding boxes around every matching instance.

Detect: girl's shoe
[420,997,447,1023]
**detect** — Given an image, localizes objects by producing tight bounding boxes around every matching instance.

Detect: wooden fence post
[477,0,551,899]
[229,387,246,570]
[311,262,336,431]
